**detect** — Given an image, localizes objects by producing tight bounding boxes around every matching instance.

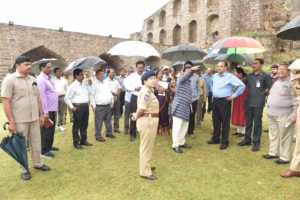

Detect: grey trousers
[124,101,131,132]
[57,95,66,126]
[112,98,120,131]
[95,104,112,138]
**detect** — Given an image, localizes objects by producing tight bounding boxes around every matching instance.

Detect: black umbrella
[1,123,29,171]
[276,15,300,41]
[162,44,207,62]
[64,56,106,72]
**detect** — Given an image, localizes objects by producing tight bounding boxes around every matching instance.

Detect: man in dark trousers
[238,58,272,151]
[207,61,245,150]
[124,61,145,141]
[37,61,58,158]
[65,68,92,149]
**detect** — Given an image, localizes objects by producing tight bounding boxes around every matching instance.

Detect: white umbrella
[289,59,300,70]
[107,41,160,58]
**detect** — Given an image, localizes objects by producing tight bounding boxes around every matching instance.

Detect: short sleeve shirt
[1,72,40,122]
[137,86,159,113]
[245,71,272,107]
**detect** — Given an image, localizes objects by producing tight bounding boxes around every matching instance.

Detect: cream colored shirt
[1,72,40,122]
[90,79,114,108]
[124,72,143,96]
[53,76,68,96]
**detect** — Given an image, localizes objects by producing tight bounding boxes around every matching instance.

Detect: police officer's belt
[141,113,159,118]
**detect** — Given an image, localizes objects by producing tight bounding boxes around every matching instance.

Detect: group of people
[2,55,300,181]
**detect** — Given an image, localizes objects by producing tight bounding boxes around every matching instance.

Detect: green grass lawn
[0,106,300,200]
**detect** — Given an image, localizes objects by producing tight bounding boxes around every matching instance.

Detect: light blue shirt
[203,73,213,92]
[212,71,245,98]
[190,74,201,102]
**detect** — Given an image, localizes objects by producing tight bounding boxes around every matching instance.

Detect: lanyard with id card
[256,80,260,88]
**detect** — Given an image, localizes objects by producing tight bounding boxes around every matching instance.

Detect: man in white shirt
[64,68,92,149]
[124,61,145,141]
[53,67,68,131]
[124,67,134,134]
[90,69,115,141]
[104,68,121,133]
[162,66,171,82]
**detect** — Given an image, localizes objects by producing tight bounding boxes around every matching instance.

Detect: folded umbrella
[0,131,29,172]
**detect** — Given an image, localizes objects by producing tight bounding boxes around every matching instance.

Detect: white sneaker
[58,126,66,131]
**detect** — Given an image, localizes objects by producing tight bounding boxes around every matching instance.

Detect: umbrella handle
[3,122,9,131]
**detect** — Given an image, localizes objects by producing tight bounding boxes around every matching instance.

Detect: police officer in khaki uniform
[1,56,50,180]
[281,60,300,178]
[132,71,159,180]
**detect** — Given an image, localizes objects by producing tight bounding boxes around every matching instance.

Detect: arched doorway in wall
[18,45,66,75]
[207,14,219,42]
[159,10,166,27]
[159,29,166,45]
[173,0,182,16]
[147,32,153,43]
[189,20,197,43]
[147,19,154,31]
[173,25,181,45]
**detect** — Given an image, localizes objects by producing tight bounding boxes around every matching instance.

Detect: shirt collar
[41,72,51,80]
[75,80,83,85]
[15,71,30,79]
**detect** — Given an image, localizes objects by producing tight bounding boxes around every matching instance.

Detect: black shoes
[172,147,183,153]
[237,140,252,146]
[74,144,83,149]
[130,135,136,141]
[21,172,31,180]
[252,143,260,152]
[114,130,121,133]
[51,147,59,151]
[275,159,289,164]
[80,141,93,146]
[179,144,191,149]
[220,144,228,150]
[34,164,51,171]
[151,167,156,171]
[262,154,279,159]
[106,134,116,138]
[207,139,220,144]
[96,137,106,142]
[140,175,157,180]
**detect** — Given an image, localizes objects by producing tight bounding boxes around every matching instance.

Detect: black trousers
[244,106,264,144]
[211,98,232,145]
[119,91,125,117]
[129,95,138,138]
[207,92,213,112]
[188,100,198,134]
[41,111,56,154]
[72,104,89,145]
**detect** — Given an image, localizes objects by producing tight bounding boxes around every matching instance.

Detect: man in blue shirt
[203,68,213,114]
[207,61,245,150]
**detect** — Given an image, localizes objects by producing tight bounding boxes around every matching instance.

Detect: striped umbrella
[209,36,266,54]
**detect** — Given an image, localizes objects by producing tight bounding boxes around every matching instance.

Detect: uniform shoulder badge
[144,94,150,102]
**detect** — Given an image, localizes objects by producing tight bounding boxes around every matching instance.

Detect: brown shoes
[280,170,300,178]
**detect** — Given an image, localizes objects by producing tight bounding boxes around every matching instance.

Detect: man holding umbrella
[1,56,50,180]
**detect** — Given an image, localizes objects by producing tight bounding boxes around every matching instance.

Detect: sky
[0,0,169,38]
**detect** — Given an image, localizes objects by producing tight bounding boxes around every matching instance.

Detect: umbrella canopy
[288,59,300,70]
[0,132,29,171]
[215,54,253,65]
[201,54,220,64]
[107,41,160,57]
[209,36,266,54]
[162,44,207,62]
[172,60,203,71]
[30,58,65,75]
[64,56,106,72]
[277,15,300,41]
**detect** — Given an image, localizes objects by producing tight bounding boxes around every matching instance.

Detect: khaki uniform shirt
[137,86,159,114]
[1,72,40,122]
